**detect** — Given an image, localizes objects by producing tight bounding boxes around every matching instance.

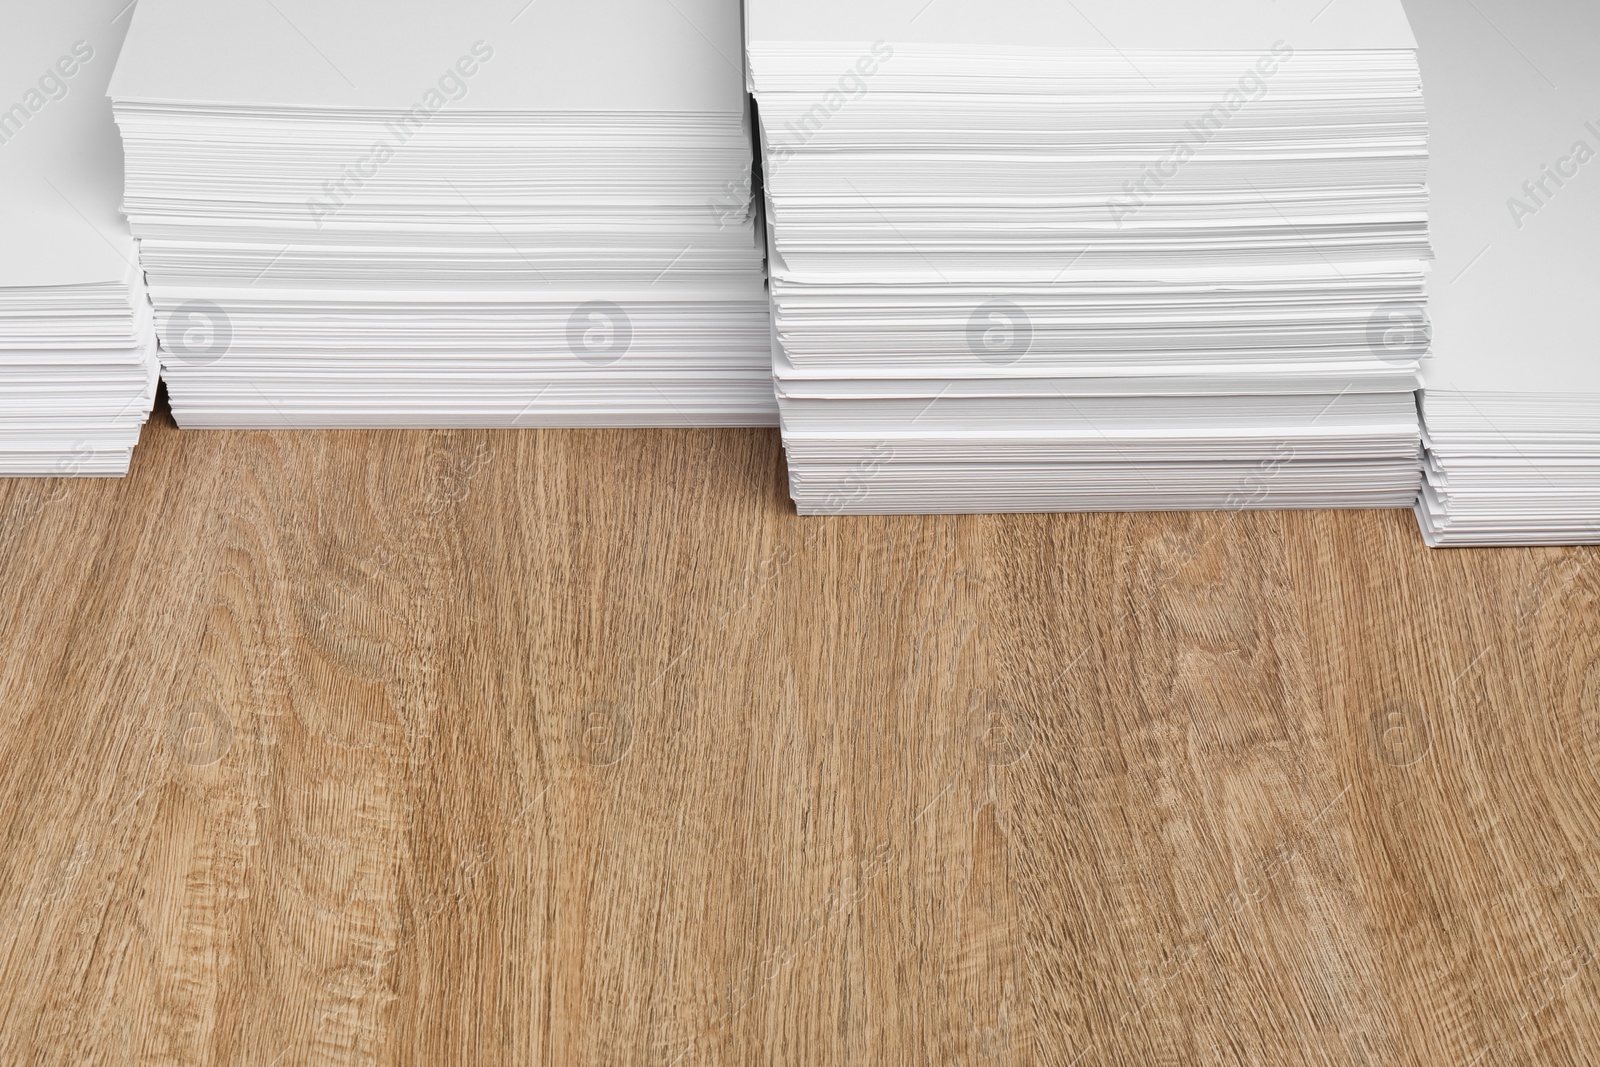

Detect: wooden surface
[2,403,1598,1066]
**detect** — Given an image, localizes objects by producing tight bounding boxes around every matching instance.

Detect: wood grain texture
[1,403,1598,1066]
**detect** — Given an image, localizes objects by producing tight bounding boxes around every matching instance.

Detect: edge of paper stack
[0,3,157,477]
[747,0,1433,515]
[1409,0,1600,546]
[106,0,776,429]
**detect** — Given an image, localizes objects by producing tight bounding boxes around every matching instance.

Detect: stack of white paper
[749,0,1430,514]
[108,0,775,428]
[1410,0,1600,546]
[1,3,157,476]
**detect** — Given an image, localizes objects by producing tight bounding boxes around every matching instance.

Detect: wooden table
[1,408,1596,1065]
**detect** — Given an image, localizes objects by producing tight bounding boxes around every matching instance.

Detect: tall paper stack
[1,2,157,476]
[1409,0,1600,546]
[108,0,775,428]
[748,0,1431,514]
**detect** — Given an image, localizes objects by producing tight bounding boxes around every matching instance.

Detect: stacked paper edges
[1410,0,1600,546]
[1,6,156,476]
[749,0,1431,514]
[108,0,775,428]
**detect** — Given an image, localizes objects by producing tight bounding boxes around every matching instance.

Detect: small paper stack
[1,3,156,477]
[748,0,1430,514]
[108,0,774,428]
[1410,0,1600,546]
